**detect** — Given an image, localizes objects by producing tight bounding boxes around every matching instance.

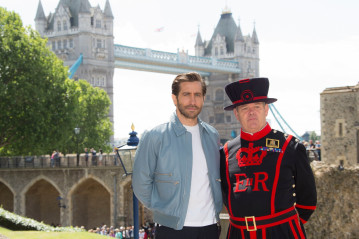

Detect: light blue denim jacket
[132,112,222,230]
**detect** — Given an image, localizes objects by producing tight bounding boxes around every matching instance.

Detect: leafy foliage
[0,207,84,232]
[0,8,113,156]
[62,79,113,154]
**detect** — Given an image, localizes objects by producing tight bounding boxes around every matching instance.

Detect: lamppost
[115,124,139,239]
[74,127,80,166]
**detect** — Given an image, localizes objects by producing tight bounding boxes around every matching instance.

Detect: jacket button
[293,193,296,197]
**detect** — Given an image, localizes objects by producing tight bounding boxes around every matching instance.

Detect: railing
[0,153,123,169]
[114,44,241,71]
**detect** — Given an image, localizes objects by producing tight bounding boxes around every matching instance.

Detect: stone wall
[320,84,359,167]
[300,162,359,239]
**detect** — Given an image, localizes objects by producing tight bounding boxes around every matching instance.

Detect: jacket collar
[171,112,208,137]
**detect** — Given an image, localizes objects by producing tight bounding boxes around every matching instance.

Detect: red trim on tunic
[224,142,233,216]
[230,206,295,221]
[240,123,272,141]
[294,216,306,239]
[227,224,231,239]
[271,135,293,214]
[300,218,307,224]
[295,204,316,210]
[262,227,266,239]
[241,228,245,238]
[230,214,298,230]
[289,220,299,239]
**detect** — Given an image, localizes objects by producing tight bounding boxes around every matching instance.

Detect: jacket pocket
[154,172,179,202]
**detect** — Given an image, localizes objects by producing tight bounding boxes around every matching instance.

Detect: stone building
[34,0,115,128]
[320,83,359,167]
[196,8,260,143]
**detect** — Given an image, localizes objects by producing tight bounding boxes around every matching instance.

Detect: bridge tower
[35,0,115,133]
[195,8,260,143]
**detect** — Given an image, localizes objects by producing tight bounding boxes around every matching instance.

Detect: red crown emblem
[236,143,267,167]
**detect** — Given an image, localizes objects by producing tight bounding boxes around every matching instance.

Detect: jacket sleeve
[293,141,317,224]
[132,130,159,209]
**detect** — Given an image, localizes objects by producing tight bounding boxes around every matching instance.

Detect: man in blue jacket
[132,72,223,239]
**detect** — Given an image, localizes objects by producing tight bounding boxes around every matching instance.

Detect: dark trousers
[155,223,219,239]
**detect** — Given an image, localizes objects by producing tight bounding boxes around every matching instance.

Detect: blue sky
[1,0,359,139]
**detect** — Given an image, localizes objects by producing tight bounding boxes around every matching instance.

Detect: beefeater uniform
[220,124,317,238]
[221,78,317,239]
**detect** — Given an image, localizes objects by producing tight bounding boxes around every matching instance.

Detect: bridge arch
[0,178,15,212]
[68,175,112,229]
[21,176,62,226]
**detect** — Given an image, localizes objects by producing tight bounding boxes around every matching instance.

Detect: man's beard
[177,102,202,120]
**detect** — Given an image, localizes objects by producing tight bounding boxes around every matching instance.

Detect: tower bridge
[0,0,261,230]
[33,0,259,142]
[114,44,241,76]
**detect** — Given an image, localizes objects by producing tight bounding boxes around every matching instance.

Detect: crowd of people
[87,224,156,239]
[302,139,321,161]
[49,147,106,167]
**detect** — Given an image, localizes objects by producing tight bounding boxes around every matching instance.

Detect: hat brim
[224,98,277,111]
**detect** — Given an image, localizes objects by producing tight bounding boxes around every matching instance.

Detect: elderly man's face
[233,102,269,134]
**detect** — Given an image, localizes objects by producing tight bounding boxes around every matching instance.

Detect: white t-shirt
[183,124,216,226]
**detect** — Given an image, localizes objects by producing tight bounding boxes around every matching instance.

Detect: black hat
[224,77,277,111]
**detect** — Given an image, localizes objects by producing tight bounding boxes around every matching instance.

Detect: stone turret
[234,19,244,56]
[196,7,260,142]
[34,0,47,35]
[35,0,115,142]
[194,28,204,57]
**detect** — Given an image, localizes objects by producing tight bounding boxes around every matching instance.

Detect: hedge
[0,207,84,232]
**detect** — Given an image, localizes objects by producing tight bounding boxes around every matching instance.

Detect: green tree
[62,79,113,154]
[0,7,73,155]
[0,8,113,156]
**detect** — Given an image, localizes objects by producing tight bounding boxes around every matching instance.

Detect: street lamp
[115,124,139,239]
[74,127,80,166]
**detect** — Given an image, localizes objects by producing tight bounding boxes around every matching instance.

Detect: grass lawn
[0,227,106,239]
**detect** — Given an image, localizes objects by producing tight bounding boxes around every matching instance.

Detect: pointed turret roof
[235,20,244,42]
[195,29,204,46]
[205,12,237,55]
[104,0,114,18]
[252,25,259,44]
[78,0,91,13]
[35,0,46,21]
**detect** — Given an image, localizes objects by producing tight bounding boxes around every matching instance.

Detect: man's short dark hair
[172,72,206,97]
